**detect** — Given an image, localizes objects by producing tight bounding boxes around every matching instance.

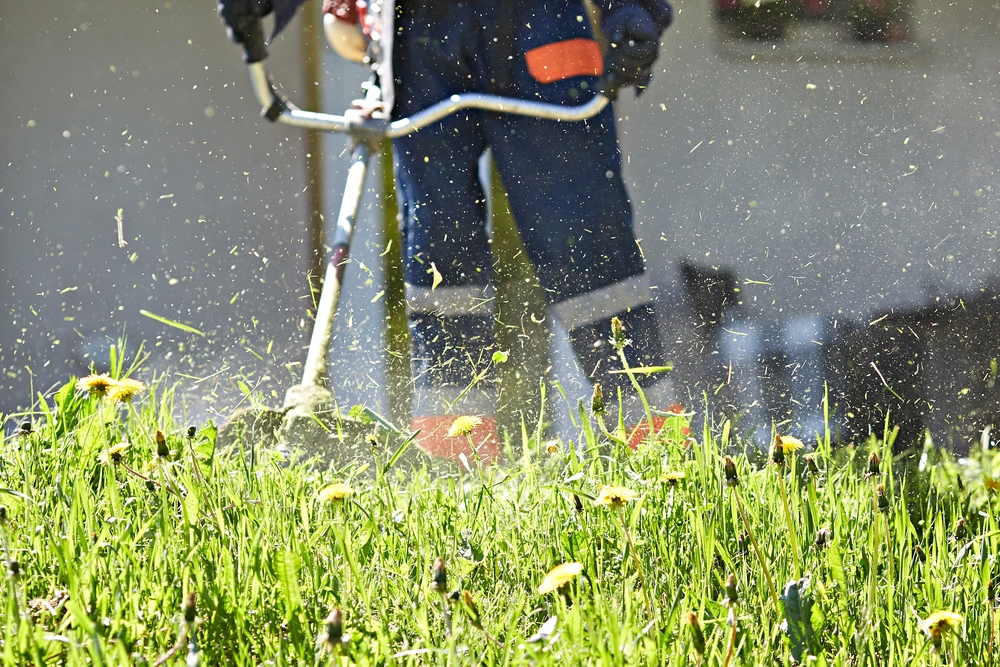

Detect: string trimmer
[216,12,611,458]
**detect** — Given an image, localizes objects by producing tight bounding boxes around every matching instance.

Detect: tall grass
[0,352,996,665]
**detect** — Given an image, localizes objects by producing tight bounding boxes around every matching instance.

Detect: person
[218,0,675,463]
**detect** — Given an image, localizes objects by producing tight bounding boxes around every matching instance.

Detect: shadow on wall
[676,259,1000,454]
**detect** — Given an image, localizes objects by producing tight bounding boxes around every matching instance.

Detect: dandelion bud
[913,544,926,563]
[187,426,197,438]
[815,527,832,549]
[770,437,786,466]
[953,517,967,542]
[0,505,6,525]
[462,591,483,629]
[723,574,738,607]
[590,383,605,415]
[7,559,20,581]
[723,456,740,487]
[806,455,819,476]
[325,608,344,645]
[183,591,197,624]
[610,316,627,351]
[17,420,32,435]
[573,494,584,513]
[989,578,997,607]
[432,557,448,594]
[146,479,157,492]
[685,612,706,658]
[156,430,169,458]
[866,451,881,478]
[876,483,890,513]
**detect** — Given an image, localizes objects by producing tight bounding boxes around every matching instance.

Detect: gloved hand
[600,0,673,94]
[218,0,273,62]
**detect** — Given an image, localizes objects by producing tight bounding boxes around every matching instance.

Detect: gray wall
[3,0,998,446]
[0,1,322,418]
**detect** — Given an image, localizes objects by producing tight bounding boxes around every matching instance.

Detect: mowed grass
[1,356,998,665]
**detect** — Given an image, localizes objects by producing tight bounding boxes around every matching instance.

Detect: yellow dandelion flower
[594,485,638,508]
[107,378,146,404]
[447,415,483,438]
[538,562,583,595]
[98,441,131,466]
[775,434,805,453]
[985,477,1000,493]
[661,471,686,485]
[920,610,963,646]
[77,374,117,397]
[545,440,561,454]
[318,482,354,503]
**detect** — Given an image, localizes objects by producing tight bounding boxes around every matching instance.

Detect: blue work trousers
[392,0,666,416]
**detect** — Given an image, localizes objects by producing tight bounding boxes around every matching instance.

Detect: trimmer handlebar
[247,62,610,138]
[242,58,611,423]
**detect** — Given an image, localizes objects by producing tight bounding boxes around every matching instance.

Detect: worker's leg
[481,0,674,427]
[392,3,500,463]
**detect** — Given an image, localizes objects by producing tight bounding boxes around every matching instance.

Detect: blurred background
[1,0,997,449]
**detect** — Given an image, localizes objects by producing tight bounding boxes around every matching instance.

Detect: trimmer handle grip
[241,17,268,63]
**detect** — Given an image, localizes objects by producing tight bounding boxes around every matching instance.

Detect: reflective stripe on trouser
[550,273,671,404]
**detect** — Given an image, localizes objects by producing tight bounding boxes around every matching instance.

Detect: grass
[0,347,998,666]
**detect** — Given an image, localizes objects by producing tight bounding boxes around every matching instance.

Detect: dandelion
[593,485,638,508]
[953,517,967,541]
[183,591,197,624]
[726,456,779,609]
[594,485,651,619]
[920,610,963,649]
[98,441,130,466]
[686,612,706,661]
[876,483,890,513]
[661,471,686,486]
[538,562,583,595]
[318,482,354,503]
[775,434,804,455]
[14,420,31,437]
[155,429,169,458]
[721,574,739,667]
[815,527,832,549]
[985,477,1000,493]
[461,591,482,627]
[431,557,448,594]
[447,415,482,438]
[724,456,740,487]
[719,574,736,607]
[590,383,605,415]
[107,377,146,404]
[866,451,881,479]
[610,316,630,351]
[806,455,820,476]
[77,374,116,397]
[773,437,804,576]
[545,440,561,454]
[319,608,344,652]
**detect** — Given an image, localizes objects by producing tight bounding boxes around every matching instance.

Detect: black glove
[600,0,672,95]
[218,0,272,62]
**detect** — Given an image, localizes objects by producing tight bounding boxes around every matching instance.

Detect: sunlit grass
[0,347,997,665]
